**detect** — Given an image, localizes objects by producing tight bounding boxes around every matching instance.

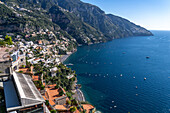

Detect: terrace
[3,72,45,112]
[0,47,13,78]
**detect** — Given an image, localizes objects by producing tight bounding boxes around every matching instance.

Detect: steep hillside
[0,0,153,45]
[56,0,153,39]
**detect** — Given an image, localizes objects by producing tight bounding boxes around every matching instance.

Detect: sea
[64,30,170,113]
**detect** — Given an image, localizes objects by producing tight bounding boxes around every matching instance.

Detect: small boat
[135,86,138,89]
[144,77,147,80]
[146,56,150,59]
[133,76,135,79]
[66,63,73,66]
[120,74,123,77]
[112,101,114,103]
[114,106,117,108]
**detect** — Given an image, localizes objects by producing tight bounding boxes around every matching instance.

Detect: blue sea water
[64,31,170,113]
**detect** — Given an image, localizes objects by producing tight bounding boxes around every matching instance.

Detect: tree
[72,99,78,106]
[50,109,56,113]
[55,84,59,89]
[4,35,13,45]
[59,90,64,96]
[70,106,77,113]
[66,92,72,99]
[66,100,71,105]
[40,85,45,90]
[0,40,5,46]
[45,100,49,106]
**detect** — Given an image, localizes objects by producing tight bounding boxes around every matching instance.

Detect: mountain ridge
[0,0,153,45]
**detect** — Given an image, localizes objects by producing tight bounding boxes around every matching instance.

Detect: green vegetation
[0,0,152,45]
[50,109,56,113]
[59,90,64,96]
[66,100,71,105]
[4,35,13,45]
[80,101,90,104]
[5,49,9,52]
[55,84,59,89]
[0,35,13,46]
[70,106,77,112]
[18,70,23,73]
[0,40,5,46]
[40,85,45,90]
[71,99,78,106]
[21,65,25,68]
[45,100,49,106]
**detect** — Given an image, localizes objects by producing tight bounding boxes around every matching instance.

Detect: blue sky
[81,0,170,30]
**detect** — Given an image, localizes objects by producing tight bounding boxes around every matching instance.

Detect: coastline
[60,52,86,103]
[60,54,71,63]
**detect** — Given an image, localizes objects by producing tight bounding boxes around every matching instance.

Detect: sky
[81,0,170,30]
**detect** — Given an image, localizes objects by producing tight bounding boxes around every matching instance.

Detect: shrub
[40,85,45,90]
[0,40,5,46]
[66,92,72,99]
[59,90,64,96]
[50,109,56,113]
[18,70,23,73]
[45,100,49,106]
[70,106,77,113]
[80,101,90,104]
[72,99,78,106]
[66,100,71,105]
[5,49,9,52]
[4,35,13,45]
[55,84,59,89]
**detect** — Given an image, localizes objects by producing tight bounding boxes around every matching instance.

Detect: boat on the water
[66,63,74,66]
[146,56,150,59]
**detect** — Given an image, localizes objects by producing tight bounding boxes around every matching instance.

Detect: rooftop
[44,84,66,106]
[82,104,95,113]
[54,105,68,110]
[3,72,44,111]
